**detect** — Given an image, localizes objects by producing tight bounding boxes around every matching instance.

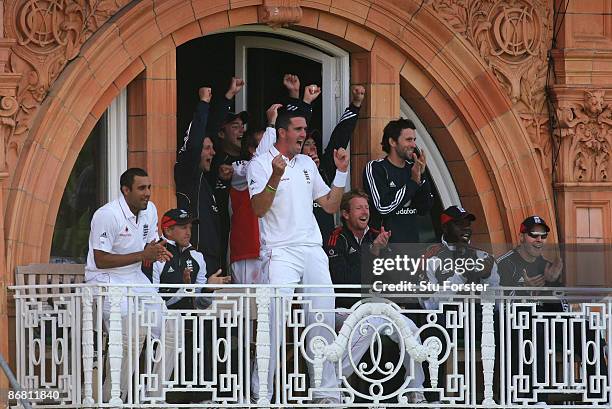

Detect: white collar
[270,144,295,165]
[119,195,139,223]
[353,225,370,245]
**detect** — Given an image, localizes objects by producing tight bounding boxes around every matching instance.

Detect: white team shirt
[247,144,330,250]
[85,195,159,285]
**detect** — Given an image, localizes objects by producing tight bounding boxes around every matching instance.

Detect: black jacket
[310,104,361,241]
[142,239,207,310]
[326,225,387,308]
[363,157,433,243]
[174,100,222,276]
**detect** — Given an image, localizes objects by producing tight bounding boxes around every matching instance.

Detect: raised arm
[315,148,349,214]
[175,87,211,180]
[248,155,286,217]
[320,85,365,181]
[205,77,244,136]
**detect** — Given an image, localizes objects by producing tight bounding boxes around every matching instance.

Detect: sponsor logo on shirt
[313,202,322,208]
[143,224,149,239]
[186,259,193,270]
[99,232,108,245]
[168,266,174,273]
[389,181,396,188]
[119,226,131,237]
[303,170,311,184]
[250,179,256,185]
[396,207,417,215]
[348,247,357,254]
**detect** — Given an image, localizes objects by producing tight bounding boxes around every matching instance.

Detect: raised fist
[351,85,366,107]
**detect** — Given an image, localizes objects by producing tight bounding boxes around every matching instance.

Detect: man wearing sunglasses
[498,216,563,294]
[497,216,564,405]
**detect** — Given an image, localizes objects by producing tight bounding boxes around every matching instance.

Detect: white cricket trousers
[231,258,263,284]
[252,245,341,402]
[335,311,425,387]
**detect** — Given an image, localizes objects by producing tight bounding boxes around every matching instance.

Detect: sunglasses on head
[527,232,548,239]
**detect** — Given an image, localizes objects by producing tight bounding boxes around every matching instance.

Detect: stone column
[127,50,177,217]
[0,37,20,390]
[551,0,612,286]
[350,39,402,187]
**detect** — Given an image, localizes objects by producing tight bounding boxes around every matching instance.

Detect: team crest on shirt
[303,170,311,184]
[143,224,149,239]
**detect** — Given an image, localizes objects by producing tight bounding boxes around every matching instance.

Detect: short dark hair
[120,168,148,190]
[241,128,265,160]
[275,109,307,134]
[381,118,416,153]
[340,189,369,213]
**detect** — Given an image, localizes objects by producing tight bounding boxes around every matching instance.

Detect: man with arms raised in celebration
[247,109,347,405]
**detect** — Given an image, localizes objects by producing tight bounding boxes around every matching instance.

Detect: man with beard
[85,168,175,402]
[175,86,223,276]
[363,118,433,244]
[247,109,348,405]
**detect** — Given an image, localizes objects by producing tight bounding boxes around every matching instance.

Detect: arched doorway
[5,1,555,273]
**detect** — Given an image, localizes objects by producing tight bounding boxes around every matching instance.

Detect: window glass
[50,115,106,263]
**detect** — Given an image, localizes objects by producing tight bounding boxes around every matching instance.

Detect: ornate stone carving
[431,0,553,173]
[2,0,127,178]
[258,0,302,28]
[556,90,612,182]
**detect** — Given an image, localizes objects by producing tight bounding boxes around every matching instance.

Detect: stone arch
[5,0,555,273]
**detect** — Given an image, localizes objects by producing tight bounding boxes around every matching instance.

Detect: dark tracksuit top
[174,100,222,276]
[497,249,566,312]
[287,102,361,243]
[325,225,389,309]
[142,239,208,310]
[363,157,433,244]
[205,96,242,269]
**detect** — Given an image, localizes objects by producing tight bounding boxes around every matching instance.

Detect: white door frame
[232,28,349,149]
[400,98,461,208]
[104,88,128,201]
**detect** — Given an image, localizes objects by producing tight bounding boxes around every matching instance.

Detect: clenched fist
[351,85,366,107]
[333,148,349,172]
[271,154,286,177]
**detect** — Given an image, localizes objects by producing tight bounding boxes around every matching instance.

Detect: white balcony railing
[9,283,612,408]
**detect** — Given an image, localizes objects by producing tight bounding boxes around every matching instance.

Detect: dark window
[50,115,106,263]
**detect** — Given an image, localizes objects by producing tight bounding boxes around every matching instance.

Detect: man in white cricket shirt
[85,168,175,402]
[247,109,348,405]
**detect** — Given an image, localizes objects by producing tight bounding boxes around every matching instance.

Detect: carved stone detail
[2,0,127,179]
[432,0,553,174]
[259,0,302,28]
[556,90,612,182]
